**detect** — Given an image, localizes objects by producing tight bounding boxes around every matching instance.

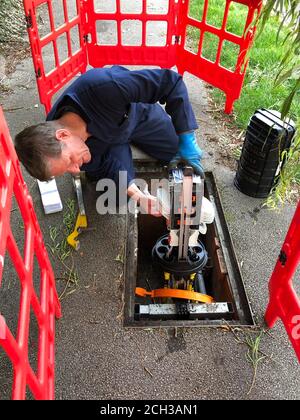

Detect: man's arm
[109,67,198,134]
[107,67,203,176]
[127,183,160,217]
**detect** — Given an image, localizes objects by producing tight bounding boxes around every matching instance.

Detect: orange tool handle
[135,287,214,304]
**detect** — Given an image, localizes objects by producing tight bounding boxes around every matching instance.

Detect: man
[15,66,203,213]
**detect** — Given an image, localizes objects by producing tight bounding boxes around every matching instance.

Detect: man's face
[48,130,91,177]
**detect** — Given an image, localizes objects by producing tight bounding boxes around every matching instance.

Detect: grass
[187,0,300,128]
[245,331,267,395]
[223,323,271,396]
[46,199,80,301]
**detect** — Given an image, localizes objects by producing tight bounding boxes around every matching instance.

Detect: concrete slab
[0,0,299,401]
[131,144,157,162]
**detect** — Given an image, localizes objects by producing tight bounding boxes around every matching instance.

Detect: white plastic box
[37,179,63,214]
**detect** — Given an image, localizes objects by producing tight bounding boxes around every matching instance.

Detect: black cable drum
[234,109,296,198]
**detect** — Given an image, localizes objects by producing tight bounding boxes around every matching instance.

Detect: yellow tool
[135,287,214,304]
[67,213,88,251]
[67,175,88,251]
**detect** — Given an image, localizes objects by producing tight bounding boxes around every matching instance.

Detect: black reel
[152,234,208,276]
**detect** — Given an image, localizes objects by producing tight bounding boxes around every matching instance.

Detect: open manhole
[124,170,254,327]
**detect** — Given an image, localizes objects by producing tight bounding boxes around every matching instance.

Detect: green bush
[188,0,300,127]
[188,0,299,205]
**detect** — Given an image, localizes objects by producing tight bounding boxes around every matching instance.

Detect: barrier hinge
[279,250,287,266]
[35,68,42,79]
[25,13,33,29]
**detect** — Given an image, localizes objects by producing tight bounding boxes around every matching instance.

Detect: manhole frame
[123,170,255,328]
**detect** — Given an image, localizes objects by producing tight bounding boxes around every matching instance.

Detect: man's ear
[55,128,71,142]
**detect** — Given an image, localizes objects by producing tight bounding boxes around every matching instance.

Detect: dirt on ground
[203,84,244,171]
[0,43,31,74]
[0,0,30,96]
[0,43,31,98]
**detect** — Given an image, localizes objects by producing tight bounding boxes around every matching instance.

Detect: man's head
[14,121,91,181]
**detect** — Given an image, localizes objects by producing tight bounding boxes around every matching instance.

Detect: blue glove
[169,131,204,177]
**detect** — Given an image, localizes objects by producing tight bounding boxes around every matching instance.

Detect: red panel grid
[23,0,263,115]
[177,0,263,113]
[0,108,61,400]
[18,0,300,371]
[23,0,88,113]
[265,202,300,363]
[84,0,180,69]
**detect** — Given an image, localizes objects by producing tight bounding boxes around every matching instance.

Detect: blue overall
[47,66,198,187]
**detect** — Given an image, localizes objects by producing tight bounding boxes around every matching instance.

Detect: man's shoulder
[47,66,131,120]
[75,66,130,88]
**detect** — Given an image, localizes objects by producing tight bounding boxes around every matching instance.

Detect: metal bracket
[279,250,287,266]
[35,68,42,79]
[174,35,181,44]
[25,14,33,29]
[83,34,90,43]
[135,303,233,320]
[67,175,88,251]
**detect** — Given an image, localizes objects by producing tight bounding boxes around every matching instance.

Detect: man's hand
[139,193,161,217]
[169,131,204,177]
[127,183,161,217]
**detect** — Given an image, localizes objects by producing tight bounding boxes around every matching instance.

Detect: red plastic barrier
[85,0,180,69]
[0,108,61,400]
[23,0,88,113]
[265,202,300,363]
[177,0,262,113]
[23,0,262,114]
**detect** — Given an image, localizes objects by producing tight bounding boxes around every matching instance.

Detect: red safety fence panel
[84,0,180,69]
[176,0,263,113]
[23,0,88,113]
[0,108,61,399]
[23,0,262,114]
[265,202,300,363]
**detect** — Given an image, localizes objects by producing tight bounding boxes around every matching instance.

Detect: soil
[203,84,244,171]
[0,43,31,75]
[0,42,31,96]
